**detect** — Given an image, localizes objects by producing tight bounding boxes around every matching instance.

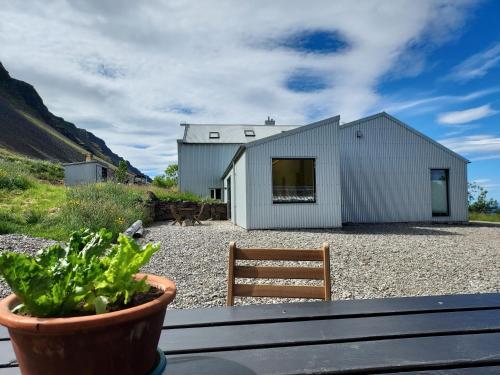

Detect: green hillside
[0,62,146,178]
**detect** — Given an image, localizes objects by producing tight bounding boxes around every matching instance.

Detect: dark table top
[0,293,499,374]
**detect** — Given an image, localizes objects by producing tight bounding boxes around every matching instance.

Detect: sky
[1,0,499,199]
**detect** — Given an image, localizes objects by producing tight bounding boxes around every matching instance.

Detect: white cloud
[437,104,498,124]
[440,134,500,161]
[448,43,500,81]
[382,88,498,115]
[0,0,478,176]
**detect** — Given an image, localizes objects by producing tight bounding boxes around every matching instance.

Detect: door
[226,176,231,219]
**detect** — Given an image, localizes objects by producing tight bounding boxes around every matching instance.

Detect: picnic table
[0,293,499,374]
[171,207,202,226]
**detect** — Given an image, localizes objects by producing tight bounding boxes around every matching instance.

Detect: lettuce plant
[0,229,160,317]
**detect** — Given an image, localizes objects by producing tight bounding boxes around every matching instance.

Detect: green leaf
[93,296,109,315]
[0,229,160,317]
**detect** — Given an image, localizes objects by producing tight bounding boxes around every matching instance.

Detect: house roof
[221,115,340,179]
[63,160,105,167]
[245,115,340,149]
[181,123,301,144]
[340,112,470,163]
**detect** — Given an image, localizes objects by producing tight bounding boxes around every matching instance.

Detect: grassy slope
[0,182,68,239]
[469,212,500,222]
[0,150,211,240]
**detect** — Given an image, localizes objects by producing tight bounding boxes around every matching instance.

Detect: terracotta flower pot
[0,274,176,375]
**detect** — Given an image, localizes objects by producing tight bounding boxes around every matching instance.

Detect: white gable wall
[339,114,468,223]
[243,116,342,229]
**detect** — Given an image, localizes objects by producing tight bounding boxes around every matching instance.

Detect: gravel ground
[1,222,499,309]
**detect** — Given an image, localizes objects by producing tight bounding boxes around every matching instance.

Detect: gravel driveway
[1,221,499,309]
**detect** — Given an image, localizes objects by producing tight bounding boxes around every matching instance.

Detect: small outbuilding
[63,154,111,186]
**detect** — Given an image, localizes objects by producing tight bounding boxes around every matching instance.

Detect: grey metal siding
[245,117,342,229]
[64,163,98,186]
[178,142,239,197]
[339,115,468,223]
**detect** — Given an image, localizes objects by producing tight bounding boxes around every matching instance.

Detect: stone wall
[145,192,227,222]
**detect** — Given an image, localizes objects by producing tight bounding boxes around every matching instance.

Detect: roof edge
[221,146,246,179]
[341,112,470,163]
[245,115,340,149]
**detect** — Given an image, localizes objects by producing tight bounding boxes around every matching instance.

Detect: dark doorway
[226,177,231,219]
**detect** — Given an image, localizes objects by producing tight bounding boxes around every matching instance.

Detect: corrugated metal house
[179,112,469,229]
[178,118,300,198]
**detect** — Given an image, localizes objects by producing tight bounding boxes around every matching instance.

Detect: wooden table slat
[159,309,500,354]
[162,293,500,329]
[377,367,500,375]
[1,293,498,340]
[165,332,500,375]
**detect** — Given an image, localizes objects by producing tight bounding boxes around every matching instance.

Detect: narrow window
[209,131,220,139]
[431,169,449,216]
[210,188,222,200]
[244,130,255,137]
[272,158,316,203]
[101,167,108,181]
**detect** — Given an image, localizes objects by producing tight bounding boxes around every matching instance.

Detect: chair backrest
[226,242,331,306]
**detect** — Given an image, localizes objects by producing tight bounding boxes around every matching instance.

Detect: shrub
[152,175,176,189]
[0,211,21,234]
[27,160,64,182]
[59,183,148,238]
[0,161,33,190]
[152,164,178,189]
[24,209,44,224]
[115,160,128,183]
[149,188,211,202]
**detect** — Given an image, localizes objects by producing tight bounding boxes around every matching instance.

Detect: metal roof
[181,124,301,144]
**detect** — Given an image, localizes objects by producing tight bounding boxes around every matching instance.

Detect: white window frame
[244,130,255,137]
[209,188,222,200]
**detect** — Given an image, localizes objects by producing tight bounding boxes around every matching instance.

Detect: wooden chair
[226,242,331,306]
[193,203,205,225]
[170,206,183,226]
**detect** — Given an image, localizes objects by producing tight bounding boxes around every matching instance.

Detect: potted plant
[0,229,176,375]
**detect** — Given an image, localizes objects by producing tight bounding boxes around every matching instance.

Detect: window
[431,169,449,216]
[210,188,222,200]
[244,130,255,137]
[209,131,220,139]
[272,158,316,203]
[101,167,108,182]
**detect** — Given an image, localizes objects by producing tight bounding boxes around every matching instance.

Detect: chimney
[265,116,275,125]
[85,153,93,162]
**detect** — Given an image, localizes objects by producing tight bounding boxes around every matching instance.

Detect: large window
[431,169,449,216]
[272,158,316,203]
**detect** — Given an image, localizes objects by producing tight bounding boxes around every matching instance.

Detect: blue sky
[0,0,499,199]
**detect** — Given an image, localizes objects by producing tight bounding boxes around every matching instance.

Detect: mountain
[0,62,146,177]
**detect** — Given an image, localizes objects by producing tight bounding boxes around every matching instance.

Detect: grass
[0,181,67,239]
[59,183,149,237]
[0,149,63,182]
[0,151,210,241]
[469,211,500,222]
